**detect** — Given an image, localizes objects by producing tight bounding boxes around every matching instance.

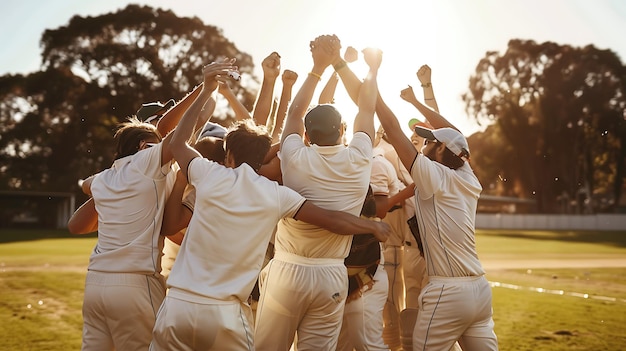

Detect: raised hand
[261,52,281,80]
[281,69,298,87]
[362,47,382,71]
[400,85,419,104]
[217,77,232,95]
[343,46,358,63]
[202,58,236,93]
[310,34,341,70]
[417,64,432,85]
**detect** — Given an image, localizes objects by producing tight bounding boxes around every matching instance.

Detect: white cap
[414,126,470,159]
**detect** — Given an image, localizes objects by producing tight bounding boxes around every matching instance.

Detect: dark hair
[224,120,272,171]
[431,141,465,170]
[113,117,162,160]
[195,136,226,164]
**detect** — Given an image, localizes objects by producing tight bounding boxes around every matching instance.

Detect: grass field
[1,229,626,350]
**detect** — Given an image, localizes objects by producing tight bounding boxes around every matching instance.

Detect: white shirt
[410,154,485,277]
[167,158,305,303]
[370,148,407,246]
[88,142,176,273]
[276,132,372,259]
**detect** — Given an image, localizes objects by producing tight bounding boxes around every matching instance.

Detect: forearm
[375,94,418,171]
[170,88,213,174]
[222,88,252,121]
[189,97,216,145]
[334,60,361,105]
[157,84,203,136]
[318,72,339,104]
[271,85,292,142]
[282,71,323,140]
[421,83,440,113]
[67,198,98,234]
[411,98,458,131]
[324,210,380,236]
[252,77,277,126]
[353,63,378,138]
[388,184,415,208]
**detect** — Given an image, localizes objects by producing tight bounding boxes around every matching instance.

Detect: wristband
[308,72,322,81]
[421,82,432,88]
[333,60,347,71]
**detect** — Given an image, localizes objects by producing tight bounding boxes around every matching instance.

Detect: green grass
[0,270,86,351]
[492,286,626,351]
[1,229,626,350]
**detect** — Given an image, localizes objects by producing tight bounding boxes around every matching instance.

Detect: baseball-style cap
[136,99,176,124]
[304,104,342,142]
[200,121,227,139]
[414,126,470,160]
[408,118,431,130]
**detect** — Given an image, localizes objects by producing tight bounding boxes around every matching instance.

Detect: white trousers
[412,275,498,351]
[337,263,390,351]
[150,296,254,351]
[255,252,348,351]
[81,271,165,351]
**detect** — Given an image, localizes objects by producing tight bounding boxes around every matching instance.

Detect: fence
[476,213,626,231]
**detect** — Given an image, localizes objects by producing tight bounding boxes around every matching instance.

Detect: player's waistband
[274,251,344,266]
[85,270,163,286]
[428,275,485,283]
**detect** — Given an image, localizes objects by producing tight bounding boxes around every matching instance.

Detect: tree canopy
[464,39,626,213]
[0,5,256,197]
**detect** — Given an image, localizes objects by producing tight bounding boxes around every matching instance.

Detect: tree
[0,5,257,197]
[463,39,626,213]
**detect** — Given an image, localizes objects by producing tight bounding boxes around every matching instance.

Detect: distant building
[0,191,75,229]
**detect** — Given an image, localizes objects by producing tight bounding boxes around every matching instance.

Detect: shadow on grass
[0,229,97,244]
[478,230,626,248]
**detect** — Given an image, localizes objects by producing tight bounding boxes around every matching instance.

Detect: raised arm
[270,70,298,143]
[280,35,339,145]
[252,52,281,126]
[416,65,440,113]
[352,48,381,141]
[294,201,391,242]
[376,93,419,173]
[218,79,252,121]
[318,72,339,104]
[155,84,203,136]
[170,60,235,179]
[332,46,361,105]
[400,88,459,132]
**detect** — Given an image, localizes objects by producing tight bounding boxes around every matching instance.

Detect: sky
[1,0,625,136]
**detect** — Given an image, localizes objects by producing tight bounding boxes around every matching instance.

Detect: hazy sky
[2,0,625,135]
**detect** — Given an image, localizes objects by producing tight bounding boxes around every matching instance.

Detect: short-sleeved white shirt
[410,154,485,277]
[167,158,305,303]
[89,142,177,273]
[370,148,407,246]
[276,132,372,259]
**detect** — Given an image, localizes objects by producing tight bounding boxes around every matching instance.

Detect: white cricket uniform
[375,142,427,310]
[82,142,176,351]
[336,243,389,351]
[255,132,372,351]
[150,158,305,351]
[410,154,498,351]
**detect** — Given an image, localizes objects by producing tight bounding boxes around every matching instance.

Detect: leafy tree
[463,39,626,213]
[0,5,256,198]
